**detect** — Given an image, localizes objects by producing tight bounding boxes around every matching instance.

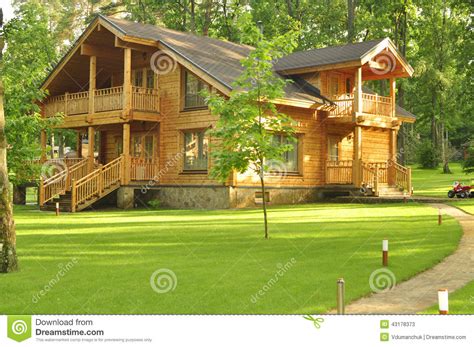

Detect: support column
[122,123,130,184]
[353,67,363,119]
[88,55,96,123]
[388,128,398,185]
[40,129,47,162]
[123,48,132,118]
[76,131,83,158]
[389,77,396,118]
[353,126,362,187]
[87,126,95,171]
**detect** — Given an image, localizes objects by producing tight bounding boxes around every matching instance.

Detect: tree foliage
[205,25,300,238]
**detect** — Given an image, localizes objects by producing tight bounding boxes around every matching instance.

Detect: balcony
[43,86,160,118]
[329,92,393,118]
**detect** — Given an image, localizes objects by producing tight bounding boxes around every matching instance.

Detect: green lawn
[421,280,474,314]
[411,162,473,197]
[450,200,474,215]
[0,203,463,314]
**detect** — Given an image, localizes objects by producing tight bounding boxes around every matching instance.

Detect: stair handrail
[360,161,379,196]
[71,156,124,212]
[388,159,411,194]
[39,158,89,206]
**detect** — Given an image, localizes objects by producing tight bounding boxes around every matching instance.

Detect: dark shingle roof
[274,39,386,73]
[103,16,328,105]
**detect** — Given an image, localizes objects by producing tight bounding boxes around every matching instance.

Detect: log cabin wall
[361,128,391,162]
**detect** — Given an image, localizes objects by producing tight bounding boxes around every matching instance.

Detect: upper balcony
[329,92,393,118]
[43,86,160,119]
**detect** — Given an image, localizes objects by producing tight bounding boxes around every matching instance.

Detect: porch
[325,159,411,196]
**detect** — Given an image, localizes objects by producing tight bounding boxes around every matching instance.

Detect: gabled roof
[274,39,386,73]
[41,15,414,115]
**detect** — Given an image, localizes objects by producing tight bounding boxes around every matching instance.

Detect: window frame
[182,129,209,173]
[181,69,208,111]
[268,134,301,174]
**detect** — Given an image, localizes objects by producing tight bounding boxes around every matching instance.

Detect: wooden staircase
[40,156,124,212]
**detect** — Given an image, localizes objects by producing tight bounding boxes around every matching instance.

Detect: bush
[463,146,474,174]
[417,141,440,168]
[147,199,161,209]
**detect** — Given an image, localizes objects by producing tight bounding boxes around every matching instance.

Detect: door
[130,132,156,180]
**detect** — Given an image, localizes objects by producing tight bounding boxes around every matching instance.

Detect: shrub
[147,199,161,209]
[417,141,440,168]
[463,145,474,174]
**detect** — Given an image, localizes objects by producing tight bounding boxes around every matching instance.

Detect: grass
[0,203,463,314]
[421,280,474,314]
[450,200,474,215]
[411,162,473,197]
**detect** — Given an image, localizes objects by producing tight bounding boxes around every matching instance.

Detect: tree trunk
[347,0,356,43]
[0,81,19,273]
[259,171,269,239]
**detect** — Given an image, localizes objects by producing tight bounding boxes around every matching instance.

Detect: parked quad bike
[447,182,473,198]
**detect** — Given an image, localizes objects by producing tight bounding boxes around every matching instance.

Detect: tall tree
[206,24,300,239]
[0,8,19,273]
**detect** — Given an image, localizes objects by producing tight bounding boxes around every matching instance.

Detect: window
[114,136,123,157]
[328,137,339,161]
[146,69,155,89]
[345,78,352,94]
[131,133,155,158]
[270,134,299,172]
[183,70,207,109]
[183,130,208,171]
[133,70,143,87]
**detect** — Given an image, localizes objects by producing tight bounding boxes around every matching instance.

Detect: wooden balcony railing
[132,87,160,112]
[329,93,392,118]
[326,160,353,184]
[130,157,158,181]
[44,86,159,117]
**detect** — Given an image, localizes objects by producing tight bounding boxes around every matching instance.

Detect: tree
[0,8,18,273]
[205,24,300,239]
[462,145,474,175]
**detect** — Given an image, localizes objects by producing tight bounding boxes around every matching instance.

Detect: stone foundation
[230,186,320,208]
[117,187,134,209]
[156,185,231,209]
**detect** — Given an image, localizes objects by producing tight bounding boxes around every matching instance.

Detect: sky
[1,0,15,23]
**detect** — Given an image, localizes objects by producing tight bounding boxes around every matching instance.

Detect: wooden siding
[361,128,391,162]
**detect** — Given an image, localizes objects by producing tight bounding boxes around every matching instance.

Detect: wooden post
[88,55,96,122]
[438,289,449,314]
[374,166,379,196]
[122,123,130,184]
[407,167,412,195]
[389,129,397,185]
[87,126,95,172]
[438,208,442,225]
[382,239,388,266]
[353,67,362,117]
[76,131,82,158]
[64,92,69,116]
[123,48,132,118]
[337,278,345,314]
[71,179,76,213]
[98,164,103,195]
[40,129,47,162]
[389,77,396,118]
[39,177,44,207]
[353,126,362,187]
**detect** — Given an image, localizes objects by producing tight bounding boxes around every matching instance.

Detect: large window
[183,130,208,171]
[270,134,299,173]
[183,70,207,109]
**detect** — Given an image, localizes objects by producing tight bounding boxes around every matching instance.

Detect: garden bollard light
[438,289,449,314]
[337,278,345,314]
[382,239,389,266]
[438,208,442,225]
[56,202,60,216]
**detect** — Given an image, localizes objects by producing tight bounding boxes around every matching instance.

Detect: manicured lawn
[0,203,462,314]
[421,280,474,314]
[411,162,473,197]
[450,200,474,215]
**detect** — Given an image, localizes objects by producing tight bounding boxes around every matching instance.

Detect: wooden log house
[38,15,415,211]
